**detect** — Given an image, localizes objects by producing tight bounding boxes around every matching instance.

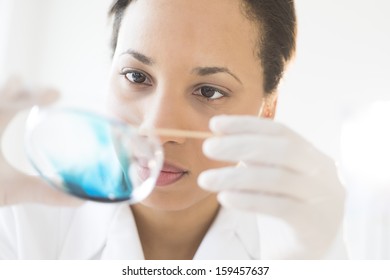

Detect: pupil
[200,87,215,98]
[132,72,146,83]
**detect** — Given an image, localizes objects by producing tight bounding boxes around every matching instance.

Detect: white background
[1,0,390,259]
[0,0,112,106]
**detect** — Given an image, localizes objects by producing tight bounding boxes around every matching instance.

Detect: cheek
[233,93,264,116]
[106,71,146,124]
[106,89,147,126]
[140,188,217,212]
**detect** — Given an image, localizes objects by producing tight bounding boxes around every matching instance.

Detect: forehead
[115,0,260,65]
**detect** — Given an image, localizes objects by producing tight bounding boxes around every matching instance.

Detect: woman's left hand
[0,77,82,207]
[198,115,345,259]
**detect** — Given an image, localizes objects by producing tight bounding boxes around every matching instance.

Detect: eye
[194,86,226,100]
[120,69,152,86]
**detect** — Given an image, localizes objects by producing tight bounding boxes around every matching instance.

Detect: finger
[198,166,319,201]
[210,115,289,136]
[33,88,60,107]
[217,190,298,218]
[203,134,320,174]
[1,76,60,108]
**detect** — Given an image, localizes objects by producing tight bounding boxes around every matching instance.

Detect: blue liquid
[57,160,132,202]
[45,113,134,202]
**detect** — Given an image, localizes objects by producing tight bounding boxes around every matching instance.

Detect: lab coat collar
[58,202,260,259]
[58,202,121,259]
[100,203,144,259]
[102,205,260,260]
[194,207,260,260]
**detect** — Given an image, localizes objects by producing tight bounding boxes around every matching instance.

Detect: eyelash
[193,86,227,101]
[119,69,228,101]
[120,69,152,86]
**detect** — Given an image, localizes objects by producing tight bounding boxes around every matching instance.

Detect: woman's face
[108,0,270,211]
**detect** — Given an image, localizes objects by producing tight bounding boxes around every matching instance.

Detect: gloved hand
[0,77,81,206]
[198,115,346,259]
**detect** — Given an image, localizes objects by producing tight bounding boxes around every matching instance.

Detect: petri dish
[25,107,163,203]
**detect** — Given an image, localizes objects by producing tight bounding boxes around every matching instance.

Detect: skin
[107,0,277,259]
[0,78,82,206]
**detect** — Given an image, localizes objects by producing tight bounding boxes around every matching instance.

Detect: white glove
[0,77,81,207]
[198,115,346,259]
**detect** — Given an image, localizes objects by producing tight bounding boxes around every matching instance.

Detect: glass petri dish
[25,107,163,203]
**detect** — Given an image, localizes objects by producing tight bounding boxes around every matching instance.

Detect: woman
[0,0,346,259]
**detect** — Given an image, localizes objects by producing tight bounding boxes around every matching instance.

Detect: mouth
[137,161,188,187]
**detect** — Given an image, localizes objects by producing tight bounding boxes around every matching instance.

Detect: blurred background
[1,0,390,258]
[0,0,112,106]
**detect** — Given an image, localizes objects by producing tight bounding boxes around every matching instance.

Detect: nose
[138,90,187,145]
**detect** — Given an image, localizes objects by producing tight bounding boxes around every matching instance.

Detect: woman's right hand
[0,77,82,206]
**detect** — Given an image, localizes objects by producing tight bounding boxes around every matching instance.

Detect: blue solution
[46,113,133,202]
[57,159,132,202]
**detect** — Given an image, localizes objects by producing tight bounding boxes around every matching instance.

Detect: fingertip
[209,114,229,132]
[37,89,61,107]
[197,172,208,189]
[202,137,219,157]
[217,191,236,209]
[197,170,218,191]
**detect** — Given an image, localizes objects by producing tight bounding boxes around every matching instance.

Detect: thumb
[33,88,60,107]
[1,77,61,112]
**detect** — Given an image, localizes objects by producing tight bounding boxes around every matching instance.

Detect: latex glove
[0,77,81,206]
[198,115,346,259]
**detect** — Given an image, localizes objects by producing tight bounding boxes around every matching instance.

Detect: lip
[137,161,188,187]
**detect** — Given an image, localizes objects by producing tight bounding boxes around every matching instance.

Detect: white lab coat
[0,202,346,259]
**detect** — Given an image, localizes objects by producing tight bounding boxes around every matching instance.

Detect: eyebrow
[120,49,242,84]
[120,49,155,66]
[192,67,242,84]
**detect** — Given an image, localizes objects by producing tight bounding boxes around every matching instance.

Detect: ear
[260,92,278,119]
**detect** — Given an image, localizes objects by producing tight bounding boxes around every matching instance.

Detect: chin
[139,187,217,212]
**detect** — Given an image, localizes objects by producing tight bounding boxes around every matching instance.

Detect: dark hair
[109,0,297,94]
